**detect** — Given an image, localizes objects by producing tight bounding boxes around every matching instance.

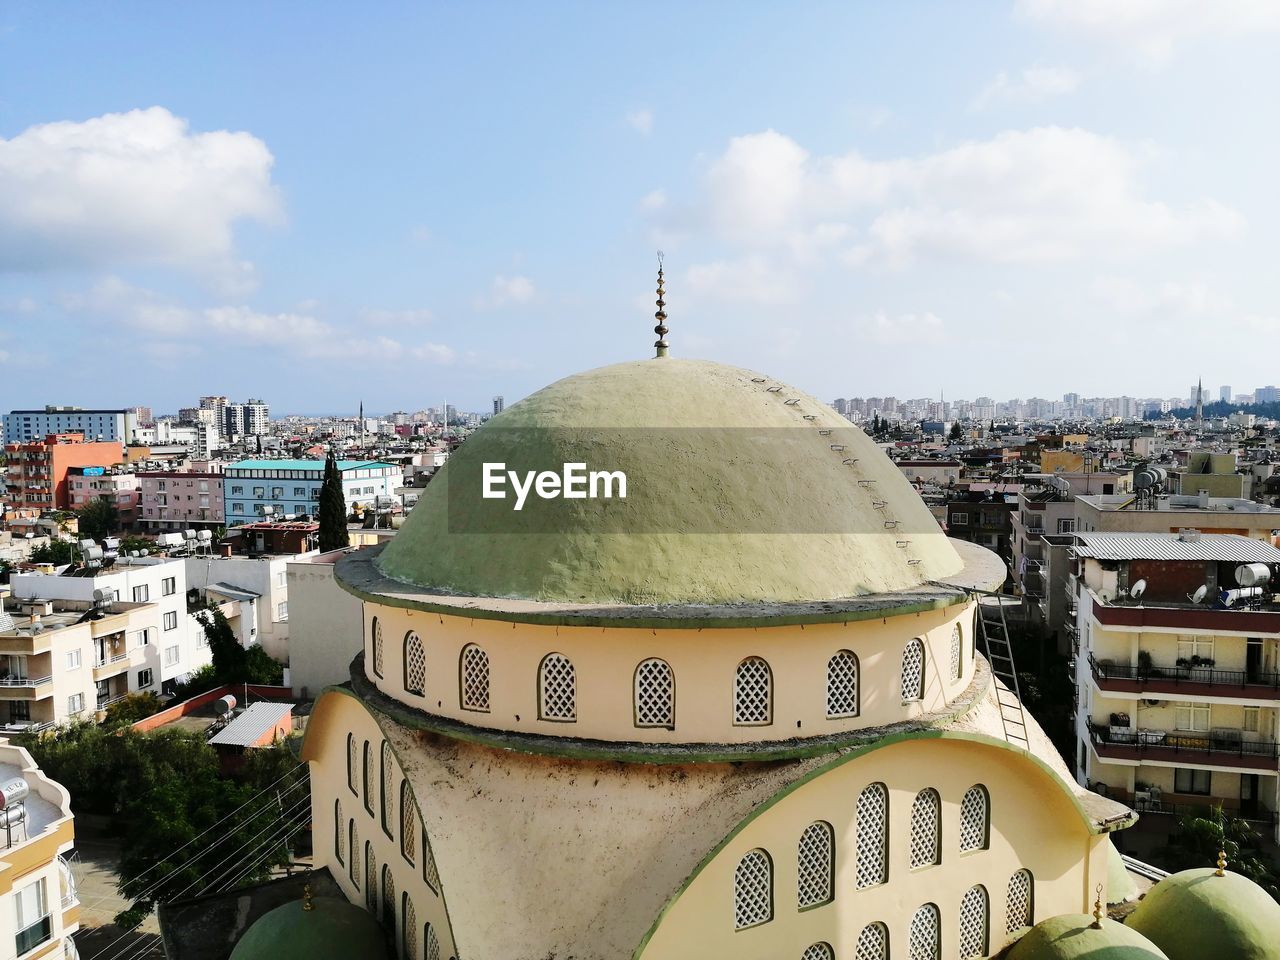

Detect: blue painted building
[222,459,400,526]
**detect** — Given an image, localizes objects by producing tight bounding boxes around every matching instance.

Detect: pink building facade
[138,471,225,530]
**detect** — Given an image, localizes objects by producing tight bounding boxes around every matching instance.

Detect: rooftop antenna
[653,251,669,358]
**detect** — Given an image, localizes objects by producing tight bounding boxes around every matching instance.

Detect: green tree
[949,421,964,442]
[30,540,76,565]
[77,495,121,541]
[199,606,247,685]
[102,692,165,730]
[318,453,349,551]
[1157,807,1280,901]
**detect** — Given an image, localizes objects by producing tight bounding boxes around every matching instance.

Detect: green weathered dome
[1126,868,1280,960]
[377,358,963,604]
[229,897,388,960]
[1107,839,1139,904]
[1006,914,1168,959]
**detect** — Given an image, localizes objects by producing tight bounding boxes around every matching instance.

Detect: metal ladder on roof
[975,595,1030,749]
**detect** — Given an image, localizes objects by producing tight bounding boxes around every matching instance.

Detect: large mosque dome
[1005,915,1167,960]
[228,897,388,960]
[1125,868,1280,960]
[376,357,964,605]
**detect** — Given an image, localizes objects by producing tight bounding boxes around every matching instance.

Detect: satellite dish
[1191,584,1209,604]
[1130,579,1147,600]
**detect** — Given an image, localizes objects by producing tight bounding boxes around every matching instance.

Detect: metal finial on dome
[1217,849,1228,876]
[302,871,314,911]
[1091,883,1104,928]
[653,251,669,358]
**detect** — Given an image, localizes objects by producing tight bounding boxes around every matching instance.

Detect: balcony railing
[1116,790,1278,826]
[1089,723,1280,768]
[93,652,130,668]
[0,675,53,687]
[1090,654,1280,697]
[96,693,127,710]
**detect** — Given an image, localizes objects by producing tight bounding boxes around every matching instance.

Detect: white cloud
[859,310,946,345]
[479,274,536,308]
[361,307,436,327]
[627,108,654,135]
[685,256,799,304]
[0,107,281,284]
[640,189,667,210]
[1089,276,1225,316]
[1016,0,1280,66]
[971,65,1081,109]
[687,126,1241,269]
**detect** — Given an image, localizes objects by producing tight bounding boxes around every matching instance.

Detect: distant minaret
[1195,378,1204,428]
[653,252,669,358]
[359,400,365,450]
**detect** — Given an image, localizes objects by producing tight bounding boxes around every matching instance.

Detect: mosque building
[230,268,1280,959]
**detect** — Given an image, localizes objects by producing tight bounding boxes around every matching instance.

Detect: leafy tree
[30,540,76,565]
[199,605,247,685]
[1157,807,1280,901]
[318,453,349,551]
[949,421,964,442]
[77,495,121,541]
[116,535,156,555]
[171,663,219,701]
[102,692,165,730]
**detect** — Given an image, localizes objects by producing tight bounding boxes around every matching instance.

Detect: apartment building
[0,595,161,731]
[67,468,140,528]
[894,459,962,486]
[222,459,399,527]
[1075,491,1280,538]
[137,471,225,530]
[0,736,77,960]
[3,406,136,445]
[3,434,123,512]
[9,555,212,697]
[1071,531,1280,843]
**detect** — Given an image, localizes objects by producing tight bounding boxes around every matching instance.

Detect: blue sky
[2,1,1279,414]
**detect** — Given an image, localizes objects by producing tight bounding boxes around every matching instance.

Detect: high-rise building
[3,433,124,510]
[1220,385,1232,403]
[493,396,505,416]
[3,406,137,445]
[224,399,270,438]
[1257,386,1280,404]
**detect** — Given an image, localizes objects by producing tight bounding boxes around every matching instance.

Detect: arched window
[460,643,490,712]
[365,843,377,912]
[381,741,395,837]
[734,656,772,725]
[363,741,374,814]
[855,922,889,960]
[403,894,418,960]
[381,863,397,934]
[802,944,834,960]
[372,617,384,678]
[826,650,859,718]
[425,923,441,960]
[797,821,834,909]
[959,884,989,960]
[334,800,344,866]
[733,848,772,929]
[401,781,416,865]
[856,783,889,888]
[634,658,675,728]
[404,632,426,696]
[423,835,440,893]
[909,903,941,960]
[1006,869,1034,933]
[960,785,990,853]
[346,733,357,796]
[950,624,963,681]
[909,788,941,869]
[539,652,576,721]
[349,821,359,888]
[902,638,925,702]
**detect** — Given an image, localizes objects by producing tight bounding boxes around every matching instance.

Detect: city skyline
[4,3,1280,411]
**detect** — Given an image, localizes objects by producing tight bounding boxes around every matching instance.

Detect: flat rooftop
[1075,532,1280,563]
[1078,493,1280,514]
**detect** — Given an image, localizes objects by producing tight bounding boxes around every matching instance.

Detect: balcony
[96,692,128,711]
[0,675,54,700]
[92,652,131,681]
[1114,789,1277,826]
[1088,724,1280,770]
[1090,654,1280,701]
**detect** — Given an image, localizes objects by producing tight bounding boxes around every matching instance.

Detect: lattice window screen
[1006,869,1033,933]
[365,845,377,911]
[733,849,773,929]
[350,822,360,888]
[960,785,988,852]
[856,783,889,888]
[902,639,925,701]
[909,789,941,869]
[797,821,834,908]
[401,783,416,865]
[347,734,357,795]
[381,741,395,835]
[381,864,397,933]
[405,633,426,695]
[802,944,834,960]
[635,658,675,728]
[335,801,344,865]
[404,897,419,960]
[855,922,889,960]
[734,657,772,725]
[826,650,859,718]
[373,618,384,677]
[425,924,441,960]
[958,884,989,960]
[461,644,490,711]
[951,625,963,680]
[423,836,440,893]
[908,903,941,960]
[539,653,577,721]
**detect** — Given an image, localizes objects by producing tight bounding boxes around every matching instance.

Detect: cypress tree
[318,453,349,551]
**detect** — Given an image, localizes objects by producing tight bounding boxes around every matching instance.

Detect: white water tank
[0,778,29,807]
[1236,563,1272,588]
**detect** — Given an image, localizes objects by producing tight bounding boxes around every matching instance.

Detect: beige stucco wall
[360,600,977,745]
[638,737,1108,960]
[287,557,363,699]
[303,690,456,960]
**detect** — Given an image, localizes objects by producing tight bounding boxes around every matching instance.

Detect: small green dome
[229,897,389,960]
[1107,839,1139,904]
[1006,914,1167,959]
[376,358,964,604]
[1127,868,1280,960]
